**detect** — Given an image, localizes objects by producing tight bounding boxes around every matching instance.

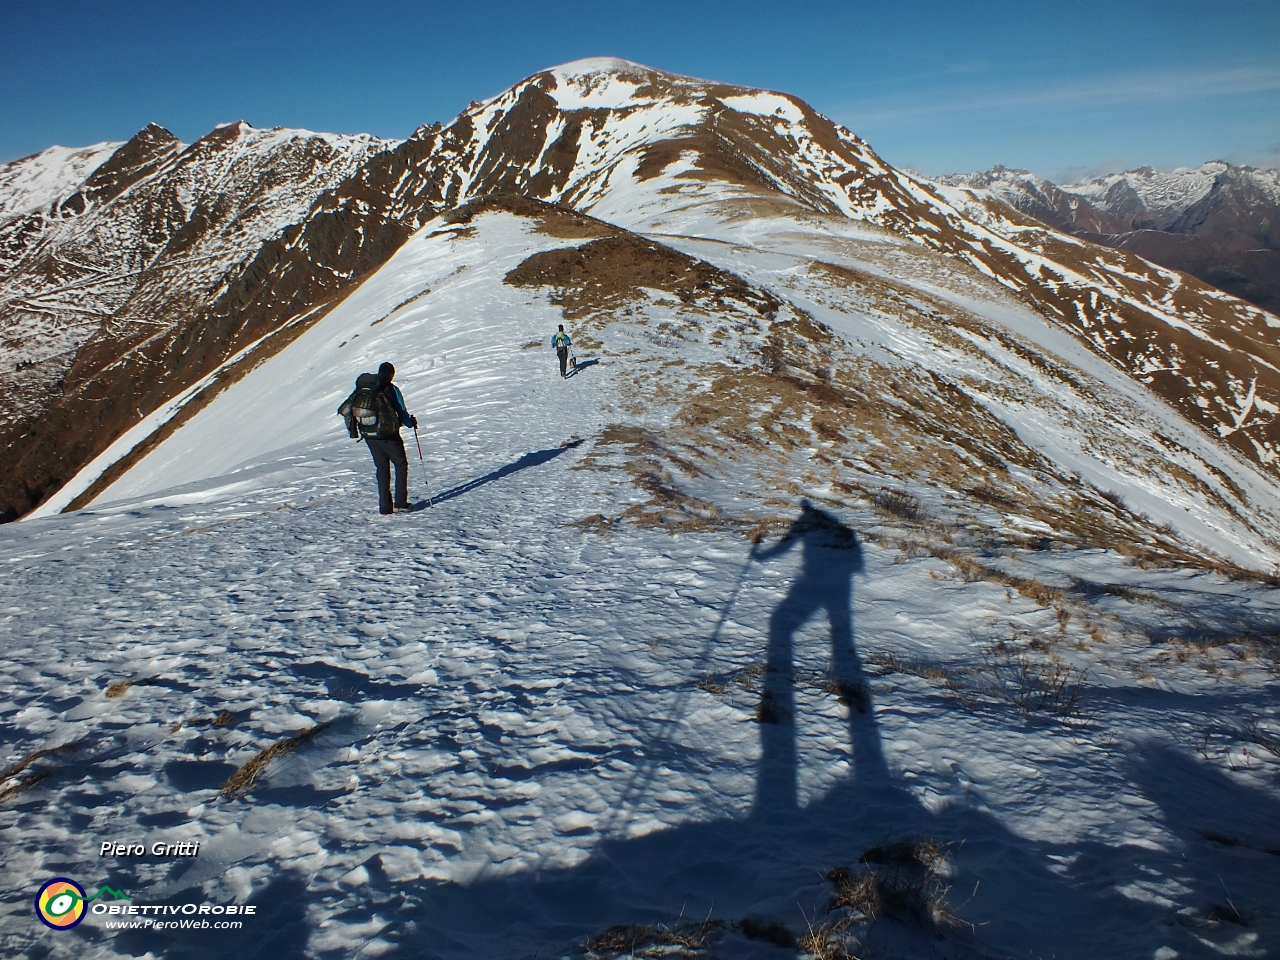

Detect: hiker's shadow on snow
[747,499,879,817]
[325,501,1125,958]
[565,358,599,378]
[245,501,1235,959]
[419,441,584,508]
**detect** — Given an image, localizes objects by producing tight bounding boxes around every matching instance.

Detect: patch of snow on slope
[0,141,124,218]
[717,92,805,123]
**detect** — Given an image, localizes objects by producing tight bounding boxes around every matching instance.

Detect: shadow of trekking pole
[413,426,432,508]
[599,542,759,835]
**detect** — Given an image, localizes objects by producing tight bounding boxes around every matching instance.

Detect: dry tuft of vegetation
[695,675,727,695]
[189,710,239,730]
[871,487,927,522]
[221,723,329,798]
[755,689,785,724]
[0,770,51,804]
[733,916,796,948]
[870,644,1092,724]
[0,740,86,804]
[980,645,1092,721]
[105,675,169,698]
[867,652,959,684]
[819,675,870,716]
[582,917,724,958]
[931,548,1064,606]
[799,836,962,957]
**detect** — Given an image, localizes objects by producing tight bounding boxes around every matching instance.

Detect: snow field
[5,444,1277,959]
[1,206,1278,958]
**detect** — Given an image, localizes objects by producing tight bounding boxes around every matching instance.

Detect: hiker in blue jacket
[552,324,572,378]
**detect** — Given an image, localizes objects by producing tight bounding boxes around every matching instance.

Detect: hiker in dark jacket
[338,362,417,515]
[551,324,572,378]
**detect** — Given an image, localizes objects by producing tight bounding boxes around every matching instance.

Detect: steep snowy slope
[3,202,1278,960]
[0,123,393,518]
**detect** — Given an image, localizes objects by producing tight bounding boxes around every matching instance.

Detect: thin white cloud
[837,64,1280,126]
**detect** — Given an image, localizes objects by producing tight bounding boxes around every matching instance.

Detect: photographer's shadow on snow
[747,499,886,818]
[328,500,1115,959]
[207,501,1209,960]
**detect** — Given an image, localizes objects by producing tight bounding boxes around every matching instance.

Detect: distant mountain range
[935,161,1280,312]
[0,123,390,516]
[2,59,1278,558]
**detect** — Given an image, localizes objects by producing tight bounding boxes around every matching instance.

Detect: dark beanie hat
[378,362,395,382]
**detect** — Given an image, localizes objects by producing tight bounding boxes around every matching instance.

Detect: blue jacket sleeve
[389,384,413,427]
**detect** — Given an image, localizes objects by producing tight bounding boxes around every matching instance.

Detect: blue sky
[2,0,1277,181]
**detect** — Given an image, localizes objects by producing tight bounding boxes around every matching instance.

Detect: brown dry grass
[800,835,961,956]
[0,740,85,782]
[755,689,784,724]
[504,233,780,325]
[221,723,329,798]
[187,710,238,729]
[822,678,869,713]
[501,203,1262,581]
[0,770,50,804]
[931,548,1064,606]
[582,917,724,958]
[106,676,162,698]
[373,288,432,325]
[0,740,86,804]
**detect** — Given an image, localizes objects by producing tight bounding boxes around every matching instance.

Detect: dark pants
[365,435,409,514]
[557,347,569,377]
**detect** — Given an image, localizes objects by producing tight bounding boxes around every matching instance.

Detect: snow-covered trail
[4,420,1279,958]
[2,209,1278,958]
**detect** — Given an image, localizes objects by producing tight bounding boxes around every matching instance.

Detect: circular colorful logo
[35,878,87,930]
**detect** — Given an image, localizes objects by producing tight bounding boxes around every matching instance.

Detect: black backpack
[339,373,399,439]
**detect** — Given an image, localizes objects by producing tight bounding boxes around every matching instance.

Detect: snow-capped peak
[0,141,123,219]
[547,56,651,79]
[540,58,665,110]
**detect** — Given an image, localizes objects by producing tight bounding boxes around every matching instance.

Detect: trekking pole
[413,425,432,508]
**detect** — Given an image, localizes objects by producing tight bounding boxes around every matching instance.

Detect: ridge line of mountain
[3,58,1278,525]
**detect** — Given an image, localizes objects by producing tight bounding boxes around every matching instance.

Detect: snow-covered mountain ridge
[936,161,1280,314]
[6,60,1280,526]
[0,122,395,518]
[0,141,123,220]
